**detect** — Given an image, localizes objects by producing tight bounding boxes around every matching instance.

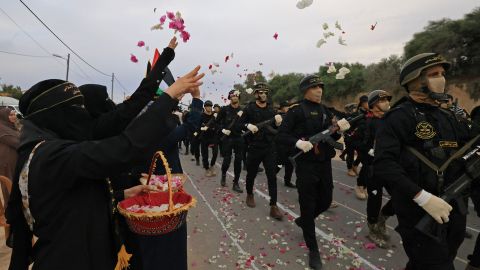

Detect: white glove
[368,148,375,157]
[274,114,282,126]
[247,124,258,134]
[295,140,314,153]
[237,111,244,117]
[200,126,208,131]
[193,132,198,137]
[414,190,453,224]
[337,118,351,132]
[222,129,231,136]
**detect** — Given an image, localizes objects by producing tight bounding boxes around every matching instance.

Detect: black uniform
[361,116,394,224]
[199,112,218,170]
[277,99,340,252]
[275,111,294,185]
[217,105,244,182]
[374,98,473,270]
[241,101,278,205]
[469,108,480,268]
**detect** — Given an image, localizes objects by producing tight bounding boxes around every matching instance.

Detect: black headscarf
[19,79,94,141]
[79,84,116,118]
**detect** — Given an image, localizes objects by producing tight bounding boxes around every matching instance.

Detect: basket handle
[146,151,174,212]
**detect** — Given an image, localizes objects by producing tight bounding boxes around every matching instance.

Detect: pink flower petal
[180,31,190,42]
[273,32,279,40]
[166,11,175,20]
[137,41,145,47]
[160,15,166,24]
[130,54,138,63]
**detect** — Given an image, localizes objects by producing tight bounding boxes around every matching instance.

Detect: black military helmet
[368,90,392,108]
[253,83,269,94]
[359,95,368,103]
[214,104,220,108]
[228,89,240,99]
[399,53,451,91]
[299,75,324,93]
[279,101,290,108]
[204,100,213,107]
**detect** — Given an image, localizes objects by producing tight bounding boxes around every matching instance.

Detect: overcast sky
[0,0,478,104]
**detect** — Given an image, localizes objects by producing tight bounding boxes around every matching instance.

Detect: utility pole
[52,53,70,81]
[66,53,70,81]
[111,73,114,100]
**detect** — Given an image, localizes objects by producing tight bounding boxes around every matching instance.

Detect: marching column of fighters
[183,52,480,270]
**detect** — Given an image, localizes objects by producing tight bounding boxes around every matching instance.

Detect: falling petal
[208,64,213,70]
[236,64,240,68]
[137,41,145,47]
[339,67,351,74]
[327,65,337,74]
[150,23,164,30]
[145,46,150,51]
[336,73,345,80]
[153,8,157,13]
[323,31,335,39]
[213,62,220,67]
[130,54,138,63]
[166,11,175,20]
[225,56,230,62]
[322,23,329,30]
[176,11,182,19]
[371,22,378,30]
[180,30,190,43]
[246,88,253,94]
[296,0,313,9]
[335,21,342,31]
[316,39,327,48]
[338,36,347,46]
[160,15,166,24]
[273,32,279,40]
[230,53,234,58]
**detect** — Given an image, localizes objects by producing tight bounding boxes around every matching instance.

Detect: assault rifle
[241,117,276,137]
[415,145,480,242]
[198,113,217,140]
[220,111,243,141]
[288,113,364,167]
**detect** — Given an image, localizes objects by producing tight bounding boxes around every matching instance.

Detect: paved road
[184,153,479,270]
[0,153,477,270]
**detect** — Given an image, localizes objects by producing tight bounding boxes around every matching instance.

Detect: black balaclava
[79,84,116,118]
[20,79,95,141]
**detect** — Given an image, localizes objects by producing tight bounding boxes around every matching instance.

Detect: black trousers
[276,149,294,183]
[221,137,244,181]
[191,136,200,160]
[356,153,371,187]
[396,207,466,270]
[366,173,394,223]
[296,160,333,251]
[344,141,356,169]
[245,144,278,205]
[201,139,218,169]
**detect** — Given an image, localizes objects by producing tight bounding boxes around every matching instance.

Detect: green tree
[0,84,23,99]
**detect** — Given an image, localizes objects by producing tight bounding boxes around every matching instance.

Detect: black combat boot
[220,174,227,187]
[308,250,323,270]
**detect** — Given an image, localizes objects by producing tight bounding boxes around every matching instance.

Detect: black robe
[7,93,177,270]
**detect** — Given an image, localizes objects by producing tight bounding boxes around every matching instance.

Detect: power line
[114,77,128,92]
[70,58,95,82]
[0,49,52,58]
[18,0,111,77]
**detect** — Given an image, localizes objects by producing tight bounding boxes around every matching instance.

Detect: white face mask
[427,76,446,93]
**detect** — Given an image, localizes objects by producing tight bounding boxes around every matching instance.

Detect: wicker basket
[118,151,196,235]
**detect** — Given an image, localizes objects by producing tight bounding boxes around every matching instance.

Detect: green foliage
[0,84,23,99]
[234,7,479,107]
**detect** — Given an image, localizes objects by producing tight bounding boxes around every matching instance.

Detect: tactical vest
[394,101,470,194]
[298,102,336,161]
